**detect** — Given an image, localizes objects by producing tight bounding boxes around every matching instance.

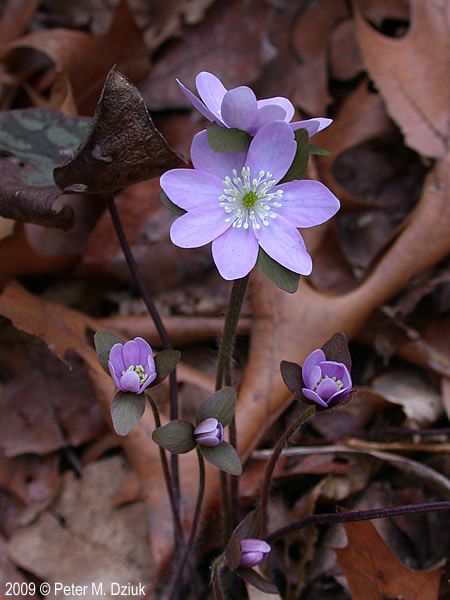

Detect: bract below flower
[302,348,352,408]
[239,539,271,568]
[161,121,340,280]
[177,71,331,137]
[108,337,156,394]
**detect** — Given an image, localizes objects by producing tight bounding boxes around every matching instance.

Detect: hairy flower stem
[146,395,184,548]
[211,558,226,600]
[167,448,205,599]
[267,501,450,542]
[260,405,316,537]
[106,196,181,542]
[215,275,249,540]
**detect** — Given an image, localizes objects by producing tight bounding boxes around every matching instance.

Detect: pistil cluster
[219,167,283,230]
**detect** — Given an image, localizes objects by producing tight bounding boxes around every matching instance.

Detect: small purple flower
[177,71,332,137]
[302,348,352,409]
[193,417,224,447]
[108,337,157,394]
[239,539,271,568]
[161,120,339,280]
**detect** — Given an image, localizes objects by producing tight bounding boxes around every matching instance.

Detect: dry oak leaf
[1,0,149,114]
[334,519,442,600]
[354,0,449,158]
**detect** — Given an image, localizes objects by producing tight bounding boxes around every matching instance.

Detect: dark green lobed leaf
[196,387,236,427]
[200,441,242,476]
[111,392,145,436]
[94,329,124,373]
[207,123,251,153]
[152,420,195,454]
[257,248,300,294]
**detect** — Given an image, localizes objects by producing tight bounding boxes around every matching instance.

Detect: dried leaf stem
[267,501,450,543]
[107,195,181,544]
[260,405,316,537]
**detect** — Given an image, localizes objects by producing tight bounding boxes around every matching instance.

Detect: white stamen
[220,166,284,231]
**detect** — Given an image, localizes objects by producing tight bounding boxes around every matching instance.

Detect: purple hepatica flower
[302,349,352,409]
[177,71,331,137]
[239,539,271,568]
[161,120,340,280]
[108,337,157,394]
[193,417,224,447]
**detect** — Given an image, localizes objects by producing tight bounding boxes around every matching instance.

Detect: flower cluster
[161,71,340,283]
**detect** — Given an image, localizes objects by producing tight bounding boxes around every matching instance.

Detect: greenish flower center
[242,190,258,209]
[122,364,148,385]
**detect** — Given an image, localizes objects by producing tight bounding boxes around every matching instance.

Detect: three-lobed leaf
[154,349,181,383]
[207,123,251,153]
[321,332,352,370]
[159,191,186,216]
[280,128,309,183]
[280,360,303,397]
[111,391,145,436]
[94,329,124,373]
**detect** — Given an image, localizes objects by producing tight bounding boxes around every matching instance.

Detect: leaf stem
[260,405,316,536]
[167,447,206,599]
[215,275,249,540]
[267,501,450,542]
[145,394,184,547]
[106,195,181,542]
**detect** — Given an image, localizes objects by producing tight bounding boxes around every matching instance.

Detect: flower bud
[239,539,271,568]
[193,417,224,447]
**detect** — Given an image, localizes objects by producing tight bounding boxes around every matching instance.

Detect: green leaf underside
[280,128,309,183]
[200,441,242,476]
[309,144,331,156]
[234,508,263,540]
[0,109,91,187]
[111,392,145,436]
[257,248,300,294]
[235,568,278,594]
[196,387,236,427]
[160,191,186,216]
[154,349,181,383]
[94,330,124,373]
[207,124,251,153]
[152,420,195,454]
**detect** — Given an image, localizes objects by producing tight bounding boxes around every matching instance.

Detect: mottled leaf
[54,68,182,194]
[196,387,236,427]
[207,124,251,153]
[280,129,309,183]
[200,441,242,476]
[257,249,300,294]
[111,392,145,436]
[94,330,124,373]
[152,420,195,454]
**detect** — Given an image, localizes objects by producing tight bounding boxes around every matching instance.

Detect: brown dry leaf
[2,0,149,114]
[141,0,274,110]
[329,18,365,81]
[354,0,449,158]
[6,456,153,596]
[0,0,38,47]
[334,519,442,599]
[260,0,348,115]
[372,369,443,426]
[0,535,39,600]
